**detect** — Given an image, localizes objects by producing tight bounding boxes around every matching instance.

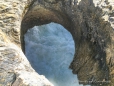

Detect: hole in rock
[24,22,83,86]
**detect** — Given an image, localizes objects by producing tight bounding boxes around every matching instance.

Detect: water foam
[24,22,83,86]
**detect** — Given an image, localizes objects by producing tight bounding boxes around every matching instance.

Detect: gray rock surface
[0,0,54,86]
[0,0,114,86]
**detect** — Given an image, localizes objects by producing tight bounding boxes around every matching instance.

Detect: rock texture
[0,0,114,86]
[0,0,53,86]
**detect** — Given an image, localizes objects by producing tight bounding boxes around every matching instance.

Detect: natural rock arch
[20,0,114,86]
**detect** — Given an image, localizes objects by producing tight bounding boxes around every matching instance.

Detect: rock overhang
[20,0,114,86]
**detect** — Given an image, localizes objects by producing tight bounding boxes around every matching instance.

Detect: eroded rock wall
[0,0,114,86]
[0,0,53,86]
[21,0,114,86]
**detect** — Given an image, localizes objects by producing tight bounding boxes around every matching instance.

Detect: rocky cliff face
[0,0,53,86]
[0,0,114,86]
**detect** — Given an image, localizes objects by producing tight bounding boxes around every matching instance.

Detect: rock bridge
[0,0,114,86]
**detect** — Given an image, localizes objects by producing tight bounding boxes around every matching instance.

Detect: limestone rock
[0,0,53,86]
[0,0,114,86]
